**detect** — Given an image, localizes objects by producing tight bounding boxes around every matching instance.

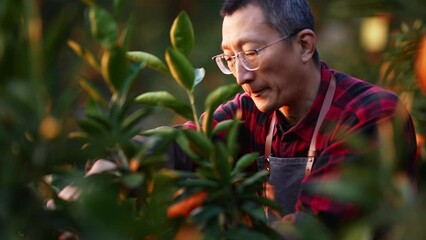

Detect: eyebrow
[221,37,263,52]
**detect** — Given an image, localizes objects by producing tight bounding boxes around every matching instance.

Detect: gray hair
[221,0,319,65]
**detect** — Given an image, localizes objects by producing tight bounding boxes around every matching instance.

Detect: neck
[278,66,321,124]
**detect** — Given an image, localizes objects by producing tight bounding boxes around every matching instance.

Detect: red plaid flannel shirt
[183,62,417,224]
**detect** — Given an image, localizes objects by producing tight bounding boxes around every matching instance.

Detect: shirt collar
[277,61,332,142]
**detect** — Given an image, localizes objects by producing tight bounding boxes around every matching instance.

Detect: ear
[296,29,317,63]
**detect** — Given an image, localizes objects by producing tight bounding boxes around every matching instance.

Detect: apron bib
[258,74,336,221]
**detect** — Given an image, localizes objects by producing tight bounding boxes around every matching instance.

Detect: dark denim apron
[256,75,336,222]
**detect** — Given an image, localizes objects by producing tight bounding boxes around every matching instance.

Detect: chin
[254,102,274,113]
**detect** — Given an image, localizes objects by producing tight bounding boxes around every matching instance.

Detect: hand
[46,159,118,208]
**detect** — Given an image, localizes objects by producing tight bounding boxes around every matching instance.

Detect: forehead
[221,4,278,48]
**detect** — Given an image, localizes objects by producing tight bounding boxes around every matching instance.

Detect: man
[59,0,417,231]
[176,0,417,226]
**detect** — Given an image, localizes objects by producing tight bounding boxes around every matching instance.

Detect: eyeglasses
[212,34,291,75]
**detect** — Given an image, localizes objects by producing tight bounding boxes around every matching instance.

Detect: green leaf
[304,179,377,208]
[195,164,216,180]
[190,206,222,228]
[176,132,198,160]
[226,115,241,156]
[79,77,107,107]
[194,68,205,87]
[113,0,126,20]
[141,126,178,137]
[165,47,195,91]
[170,11,194,56]
[203,84,241,137]
[245,195,283,212]
[158,169,198,180]
[213,142,231,184]
[224,228,271,240]
[68,131,89,139]
[205,83,241,111]
[140,127,180,154]
[182,129,214,157]
[68,40,100,72]
[121,14,134,49]
[231,152,259,176]
[78,118,108,136]
[123,173,145,189]
[135,91,193,120]
[127,51,168,73]
[212,119,243,135]
[177,179,219,188]
[89,5,118,49]
[119,60,146,100]
[121,108,151,131]
[241,202,266,222]
[101,46,129,94]
[240,170,268,188]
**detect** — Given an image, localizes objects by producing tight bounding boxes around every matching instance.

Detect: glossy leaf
[127,51,168,73]
[123,173,145,189]
[119,60,146,100]
[68,131,89,139]
[240,170,268,188]
[176,132,198,160]
[68,40,100,72]
[205,84,241,111]
[241,202,266,222]
[190,206,222,228]
[212,119,243,135]
[244,195,283,212]
[113,0,126,20]
[182,129,214,157]
[304,179,376,208]
[170,11,194,56]
[195,164,216,180]
[79,77,107,107]
[140,127,180,155]
[159,169,198,180]
[177,179,219,188]
[101,46,129,94]
[78,119,108,135]
[194,68,205,87]
[89,5,118,49]
[135,91,193,120]
[165,47,195,91]
[141,126,178,137]
[203,84,241,137]
[231,152,259,176]
[121,108,151,130]
[213,142,231,183]
[226,115,240,156]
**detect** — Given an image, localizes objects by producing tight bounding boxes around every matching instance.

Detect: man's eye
[223,56,233,62]
[244,51,256,57]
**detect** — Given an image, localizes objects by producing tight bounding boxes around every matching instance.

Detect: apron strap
[264,112,276,175]
[263,75,337,177]
[305,74,336,176]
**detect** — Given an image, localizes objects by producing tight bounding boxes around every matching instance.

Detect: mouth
[252,89,266,98]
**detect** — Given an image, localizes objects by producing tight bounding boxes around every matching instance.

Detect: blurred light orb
[39,115,61,140]
[415,34,426,95]
[360,16,389,52]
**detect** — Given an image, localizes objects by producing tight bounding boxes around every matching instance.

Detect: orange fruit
[167,191,207,218]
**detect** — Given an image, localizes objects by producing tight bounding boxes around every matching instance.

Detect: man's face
[221,4,303,113]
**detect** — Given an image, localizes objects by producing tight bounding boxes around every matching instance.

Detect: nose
[234,60,254,85]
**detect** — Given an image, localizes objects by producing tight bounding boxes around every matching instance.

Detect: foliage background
[1,0,425,239]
